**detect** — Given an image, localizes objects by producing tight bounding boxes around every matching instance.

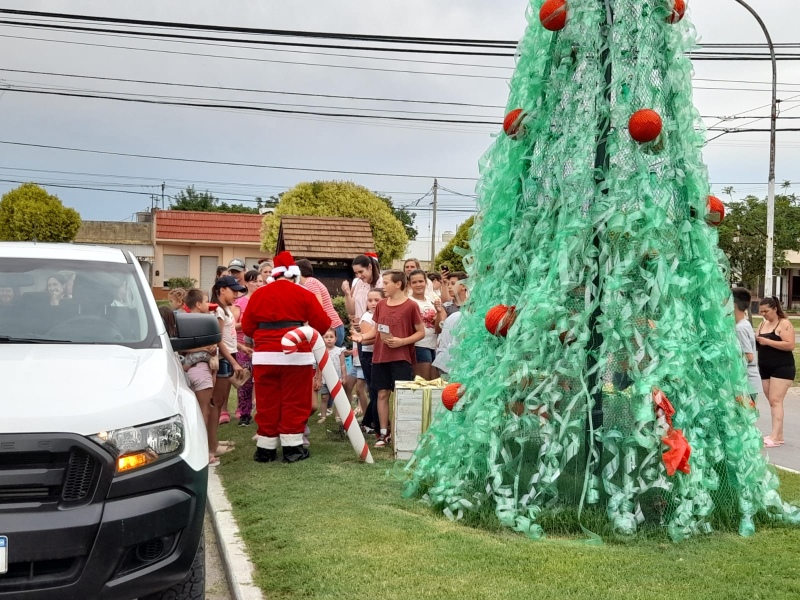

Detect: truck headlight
[90,415,185,474]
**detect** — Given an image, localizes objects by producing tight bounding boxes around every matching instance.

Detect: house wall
[152,241,271,299]
[75,221,152,244]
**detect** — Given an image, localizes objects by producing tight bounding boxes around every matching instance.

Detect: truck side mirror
[170,312,222,351]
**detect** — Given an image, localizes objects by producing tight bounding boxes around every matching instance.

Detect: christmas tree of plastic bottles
[403,0,800,541]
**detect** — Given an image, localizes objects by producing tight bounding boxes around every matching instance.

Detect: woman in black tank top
[756,296,796,447]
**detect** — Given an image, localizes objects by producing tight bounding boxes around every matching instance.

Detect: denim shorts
[347,363,365,380]
[415,346,436,364]
[217,357,233,379]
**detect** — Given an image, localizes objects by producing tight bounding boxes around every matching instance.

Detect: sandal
[214,445,236,457]
[317,415,327,424]
[209,455,220,466]
[218,440,236,447]
[763,436,784,448]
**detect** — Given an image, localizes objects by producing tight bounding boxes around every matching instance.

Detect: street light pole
[732,0,778,298]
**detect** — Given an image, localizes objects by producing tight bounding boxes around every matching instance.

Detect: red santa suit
[242,251,331,462]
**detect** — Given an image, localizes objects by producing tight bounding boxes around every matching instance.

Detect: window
[200,256,219,292]
[245,257,263,272]
[0,258,156,347]
[163,254,189,284]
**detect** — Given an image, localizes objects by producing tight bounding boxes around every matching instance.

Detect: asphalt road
[756,386,800,472]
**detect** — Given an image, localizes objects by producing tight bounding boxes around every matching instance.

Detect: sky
[0,0,797,245]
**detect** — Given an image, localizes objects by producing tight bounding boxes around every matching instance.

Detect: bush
[435,216,474,272]
[166,277,196,289]
[332,296,352,346]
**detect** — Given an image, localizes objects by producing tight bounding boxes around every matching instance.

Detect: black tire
[140,534,205,600]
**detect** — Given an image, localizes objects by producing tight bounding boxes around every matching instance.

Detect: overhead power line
[0,86,500,125]
[0,140,481,181]
[4,85,800,132]
[0,13,798,61]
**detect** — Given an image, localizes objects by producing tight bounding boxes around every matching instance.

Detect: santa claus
[242,251,331,463]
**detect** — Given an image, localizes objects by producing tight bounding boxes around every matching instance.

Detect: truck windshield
[0,258,157,347]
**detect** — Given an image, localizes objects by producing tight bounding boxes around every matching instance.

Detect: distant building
[153,210,271,298]
[275,215,377,296]
[73,214,155,283]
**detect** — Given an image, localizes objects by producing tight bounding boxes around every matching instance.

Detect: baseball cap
[227,258,246,272]
[216,275,246,292]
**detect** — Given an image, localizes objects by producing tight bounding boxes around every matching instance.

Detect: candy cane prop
[282,326,374,464]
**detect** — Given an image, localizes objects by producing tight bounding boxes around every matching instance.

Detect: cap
[227,258,246,272]
[215,275,246,292]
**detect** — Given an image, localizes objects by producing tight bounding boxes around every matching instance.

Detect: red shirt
[372,298,422,364]
[303,277,344,328]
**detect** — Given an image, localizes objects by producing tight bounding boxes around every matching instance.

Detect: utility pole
[161,182,166,209]
[430,179,438,266]
[732,0,777,298]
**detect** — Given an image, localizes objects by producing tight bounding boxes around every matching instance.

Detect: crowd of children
[160,255,469,463]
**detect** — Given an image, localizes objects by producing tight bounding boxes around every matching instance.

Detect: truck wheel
[141,534,205,600]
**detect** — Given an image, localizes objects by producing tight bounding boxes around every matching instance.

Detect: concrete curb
[207,468,265,600]
[775,464,800,476]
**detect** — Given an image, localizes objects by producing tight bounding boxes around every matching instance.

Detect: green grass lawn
[216,400,800,600]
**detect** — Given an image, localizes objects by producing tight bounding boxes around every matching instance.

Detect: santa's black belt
[257,321,305,329]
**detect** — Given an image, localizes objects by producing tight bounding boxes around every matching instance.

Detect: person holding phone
[371,270,425,448]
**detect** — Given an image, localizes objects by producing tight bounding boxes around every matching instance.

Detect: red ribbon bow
[652,387,691,476]
[662,429,691,476]
[364,252,379,259]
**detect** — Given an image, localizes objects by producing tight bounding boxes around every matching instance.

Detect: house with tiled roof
[153,209,271,296]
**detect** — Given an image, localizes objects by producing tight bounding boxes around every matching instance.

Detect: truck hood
[0,345,182,435]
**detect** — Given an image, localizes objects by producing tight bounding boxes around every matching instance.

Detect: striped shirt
[303,277,343,328]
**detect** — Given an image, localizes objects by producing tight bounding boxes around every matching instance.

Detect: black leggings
[359,346,380,431]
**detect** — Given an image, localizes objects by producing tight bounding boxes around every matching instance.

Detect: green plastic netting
[402,0,800,541]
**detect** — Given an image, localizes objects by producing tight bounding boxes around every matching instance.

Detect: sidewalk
[755,386,800,472]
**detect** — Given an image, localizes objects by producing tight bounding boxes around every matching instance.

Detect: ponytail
[760,295,787,320]
[352,254,381,286]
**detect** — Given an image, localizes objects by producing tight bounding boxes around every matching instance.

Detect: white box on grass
[392,382,444,460]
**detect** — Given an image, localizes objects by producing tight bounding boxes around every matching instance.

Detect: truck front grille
[0,445,100,507]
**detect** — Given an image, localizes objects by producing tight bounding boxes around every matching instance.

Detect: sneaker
[375,434,389,448]
[238,415,252,427]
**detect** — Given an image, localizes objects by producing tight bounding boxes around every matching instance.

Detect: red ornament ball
[442,383,464,411]
[628,109,663,143]
[540,0,568,31]
[485,304,517,337]
[503,109,527,139]
[668,0,686,24]
[706,196,725,226]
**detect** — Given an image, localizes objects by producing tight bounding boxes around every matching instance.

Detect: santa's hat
[271,251,301,279]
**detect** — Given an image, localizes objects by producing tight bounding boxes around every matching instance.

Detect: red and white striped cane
[282,326,374,464]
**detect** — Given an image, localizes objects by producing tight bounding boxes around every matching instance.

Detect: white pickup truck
[0,242,220,600]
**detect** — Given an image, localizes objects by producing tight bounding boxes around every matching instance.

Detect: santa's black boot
[282,445,310,463]
[253,448,278,463]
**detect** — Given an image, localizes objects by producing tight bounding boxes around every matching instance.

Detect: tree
[377,194,418,241]
[722,186,735,202]
[0,183,81,242]
[717,194,800,290]
[405,1,797,541]
[170,185,259,214]
[434,216,474,271]
[260,181,409,264]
